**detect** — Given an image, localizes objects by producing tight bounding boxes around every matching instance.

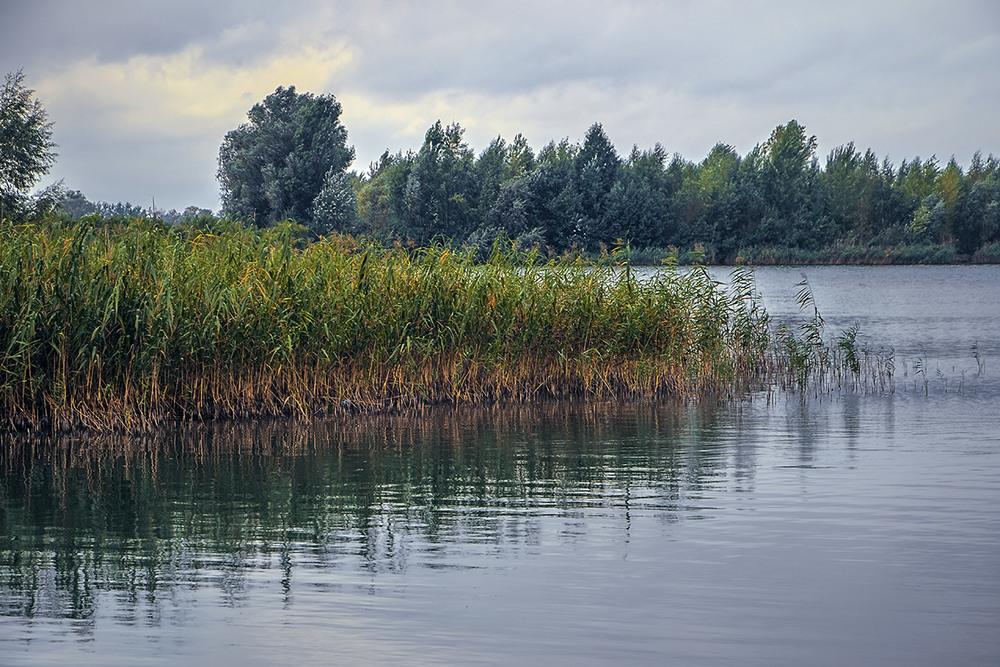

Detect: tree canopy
[209,87,1000,261]
[344,117,999,262]
[218,86,354,233]
[0,70,56,218]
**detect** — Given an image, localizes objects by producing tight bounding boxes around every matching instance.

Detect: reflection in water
[2,389,998,665]
[3,265,999,665]
[0,401,733,629]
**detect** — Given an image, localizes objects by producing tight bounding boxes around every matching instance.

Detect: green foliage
[575,123,621,242]
[212,89,1000,261]
[972,241,1000,263]
[909,195,948,243]
[0,70,57,219]
[217,86,354,233]
[0,216,780,432]
[824,143,870,235]
[956,174,1000,254]
[343,114,1000,261]
[898,157,940,202]
[398,121,478,243]
[311,169,359,237]
[481,139,583,252]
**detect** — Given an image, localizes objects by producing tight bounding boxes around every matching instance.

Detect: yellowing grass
[0,217,771,432]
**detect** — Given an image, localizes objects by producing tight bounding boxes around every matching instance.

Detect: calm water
[2,265,999,666]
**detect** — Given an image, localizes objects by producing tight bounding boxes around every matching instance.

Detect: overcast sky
[3,0,998,213]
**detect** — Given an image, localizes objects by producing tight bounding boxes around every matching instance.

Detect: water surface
[2,265,998,665]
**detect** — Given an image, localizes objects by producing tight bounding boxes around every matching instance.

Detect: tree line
[4,74,998,263]
[217,87,1000,263]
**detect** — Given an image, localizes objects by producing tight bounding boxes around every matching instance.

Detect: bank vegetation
[2,216,781,433]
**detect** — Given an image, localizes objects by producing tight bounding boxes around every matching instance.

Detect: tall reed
[771,276,894,396]
[0,217,780,432]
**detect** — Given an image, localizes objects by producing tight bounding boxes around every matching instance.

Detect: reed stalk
[0,216,883,433]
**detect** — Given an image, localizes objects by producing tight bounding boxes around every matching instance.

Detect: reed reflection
[1,400,736,625]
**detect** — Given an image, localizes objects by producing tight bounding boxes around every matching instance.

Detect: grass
[1,216,782,433]
[716,242,960,266]
[619,240,984,266]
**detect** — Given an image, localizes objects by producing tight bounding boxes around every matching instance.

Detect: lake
[2,265,999,666]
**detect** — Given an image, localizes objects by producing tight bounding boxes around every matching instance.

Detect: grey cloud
[0,0,276,66]
[4,0,998,210]
[49,130,220,212]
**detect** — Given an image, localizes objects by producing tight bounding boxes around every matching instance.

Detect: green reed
[771,276,895,396]
[0,217,786,432]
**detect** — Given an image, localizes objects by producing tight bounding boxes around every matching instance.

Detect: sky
[2,0,999,213]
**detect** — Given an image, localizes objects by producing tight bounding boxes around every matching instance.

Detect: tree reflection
[0,400,736,625]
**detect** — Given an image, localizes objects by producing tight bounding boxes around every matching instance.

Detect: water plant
[0,216,776,433]
[769,275,894,395]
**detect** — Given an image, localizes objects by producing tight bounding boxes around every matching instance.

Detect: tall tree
[399,121,477,242]
[681,143,742,256]
[824,143,867,236]
[752,120,829,247]
[574,123,621,246]
[0,70,57,218]
[218,86,354,231]
[763,120,816,215]
[475,136,514,227]
[897,157,940,202]
[471,133,538,234]
[598,144,672,248]
[956,175,1000,254]
[537,138,583,250]
[356,151,406,237]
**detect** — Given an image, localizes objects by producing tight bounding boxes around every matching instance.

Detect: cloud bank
[2,0,997,211]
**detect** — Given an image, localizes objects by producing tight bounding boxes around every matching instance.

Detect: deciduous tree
[0,70,56,218]
[218,86,354,232]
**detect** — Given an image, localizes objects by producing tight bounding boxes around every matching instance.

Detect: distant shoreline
[621,243,1000,267]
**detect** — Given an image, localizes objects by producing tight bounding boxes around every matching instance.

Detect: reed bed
[0,217,788,432]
